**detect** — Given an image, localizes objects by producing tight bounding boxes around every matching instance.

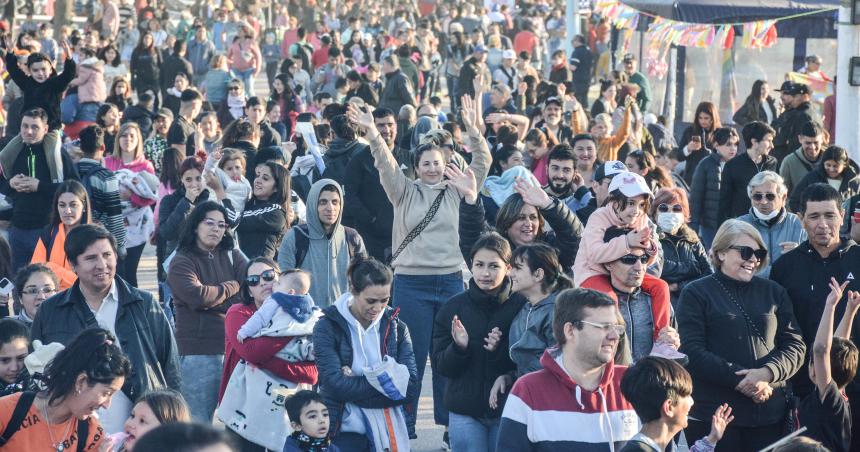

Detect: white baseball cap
[594,160,627,183]
[502,49,516,60]
[608,171,653,198]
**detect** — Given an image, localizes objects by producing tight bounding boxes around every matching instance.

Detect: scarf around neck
[289,431,332,451]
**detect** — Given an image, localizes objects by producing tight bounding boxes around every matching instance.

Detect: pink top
[226,39,262,74]
[104,155,156,174]
[531,156,549,186]
[572,205,656,285]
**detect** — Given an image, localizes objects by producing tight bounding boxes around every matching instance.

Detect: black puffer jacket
[788,160,860,212]
[689,152,723,230]
[718,152,779,223]
[677,271,806,427]
[432,278,526,419]
[31,277,181,402]
[459,197,582,269]
[322,138,367,187]
[313,304,418,436]
[657,225,712,304]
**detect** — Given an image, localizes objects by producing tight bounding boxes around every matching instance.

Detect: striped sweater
[497,349,640,452]
[76,159,127,254]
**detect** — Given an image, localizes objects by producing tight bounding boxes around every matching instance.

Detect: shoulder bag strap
[0,391,37,446]
[389,189,447,264]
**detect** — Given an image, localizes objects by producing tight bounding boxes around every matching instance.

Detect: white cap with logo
[608,171,653,198]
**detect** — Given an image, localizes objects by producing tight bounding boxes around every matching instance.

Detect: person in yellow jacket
[29,180,92,289]
[572,94,634,163]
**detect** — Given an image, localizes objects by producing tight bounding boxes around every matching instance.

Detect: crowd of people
[0,0,858,451]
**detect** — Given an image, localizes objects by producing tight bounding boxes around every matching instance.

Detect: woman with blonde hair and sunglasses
[677,219,805,450]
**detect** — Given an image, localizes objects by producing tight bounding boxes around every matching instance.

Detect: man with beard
[538,97,573,145]
[771,183,860,451]
[543,144,592,223]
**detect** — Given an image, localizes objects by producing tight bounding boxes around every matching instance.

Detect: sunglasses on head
[729,246,767,261]
[619,254,649,265]
[246,270,277,287]
[657,203,683,213]
[752,193,777,202]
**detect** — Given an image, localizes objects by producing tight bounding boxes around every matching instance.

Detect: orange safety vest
[29,223,77,290]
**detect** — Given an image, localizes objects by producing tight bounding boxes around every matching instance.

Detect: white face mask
[657,212,684,233]
[753,206,780,221]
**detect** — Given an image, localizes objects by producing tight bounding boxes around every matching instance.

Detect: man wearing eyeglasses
[771,183,860,450]
[497,288,641,451]
[738,171,806,278]
[31,224,180,433]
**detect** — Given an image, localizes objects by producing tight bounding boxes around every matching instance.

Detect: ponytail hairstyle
[42,328,131,404]
[511,243,572,293]
[347,257,392,294]
[136,389,192,425]
[470,232,513,266]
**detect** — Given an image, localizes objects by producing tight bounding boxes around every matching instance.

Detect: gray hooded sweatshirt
[278,179,366,307]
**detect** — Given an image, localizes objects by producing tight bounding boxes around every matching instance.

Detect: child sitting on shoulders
[237,269,321,363]
[573,170,672,346]
[620,356,734,452]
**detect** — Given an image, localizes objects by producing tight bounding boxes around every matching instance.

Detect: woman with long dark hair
[130,31,163,104]
[0,328,131,450]
[29,181,92,289]
[167,202,247,423]
[625,149,674,192]
[679,101,722,185]
[789,145,860,212]
[269,72,302,138]
[591,79,618,118]
[733,80,778,127]
[235,161,291,260]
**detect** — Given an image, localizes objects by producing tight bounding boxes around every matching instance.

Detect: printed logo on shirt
[848,272,855,281]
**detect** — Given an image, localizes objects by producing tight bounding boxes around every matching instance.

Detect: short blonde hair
[709,219,768,271]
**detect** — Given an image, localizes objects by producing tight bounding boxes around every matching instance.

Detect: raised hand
[444,164,477,203]
[473,75,485,95]
[345,104,375,135]
[460,95,478,132]
[825,277,850,308]
[452,315,469,350]
[707,404,734,444]
[514,176,552,209]
[848,290,860,310]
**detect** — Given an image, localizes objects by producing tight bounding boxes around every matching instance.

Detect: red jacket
[220,302,318,401]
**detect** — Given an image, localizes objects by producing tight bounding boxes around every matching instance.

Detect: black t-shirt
[167,115,196,156]
[798,380,852,452]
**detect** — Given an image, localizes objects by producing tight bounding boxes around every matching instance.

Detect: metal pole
[565,0,580,57]
[836,4,860,163]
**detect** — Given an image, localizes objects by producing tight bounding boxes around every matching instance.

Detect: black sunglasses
[619,254,649,265]
[752,193,777,202]
[729,246,767,261]
[246,270,277,287]
[657,203,683,213]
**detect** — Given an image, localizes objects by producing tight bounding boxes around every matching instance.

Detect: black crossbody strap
[0,391,36,446]
[390,189,447,264]
[76,418,89,452]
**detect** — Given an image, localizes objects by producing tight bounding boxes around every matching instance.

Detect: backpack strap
[293,224,311,268]
[76,417,89,452]
[0,391,36,446]
[344,228,363,259]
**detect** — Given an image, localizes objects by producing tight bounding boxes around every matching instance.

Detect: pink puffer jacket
[71,58,107,103]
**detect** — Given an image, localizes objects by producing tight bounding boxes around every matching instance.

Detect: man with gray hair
[738,171,807,277]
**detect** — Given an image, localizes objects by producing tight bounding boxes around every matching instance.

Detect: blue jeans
[180,354,224,422]
[393,272,464,428]
[449,412,500,452]
[235,68,256,97]
[8,225,43,272]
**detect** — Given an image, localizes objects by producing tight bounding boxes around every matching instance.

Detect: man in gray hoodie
[278,179,366,307]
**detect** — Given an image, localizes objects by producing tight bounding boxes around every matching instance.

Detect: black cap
[622,53,636,62]
[784,83,811,95]
[774,81,794,92]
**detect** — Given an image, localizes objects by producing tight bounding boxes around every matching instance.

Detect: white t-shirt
[89,284,134,434]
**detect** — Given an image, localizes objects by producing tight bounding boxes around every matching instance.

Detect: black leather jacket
[31,277,181,402]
